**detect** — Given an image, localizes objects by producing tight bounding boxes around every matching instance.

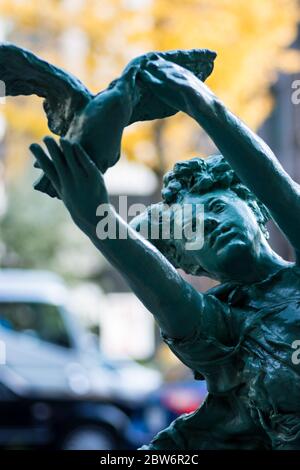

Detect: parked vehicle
[0,269,163,449]
[153,378,208,421]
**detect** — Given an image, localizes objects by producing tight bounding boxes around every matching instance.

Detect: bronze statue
[2,44,300,450]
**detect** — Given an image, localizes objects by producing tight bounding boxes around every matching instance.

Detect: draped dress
[141,265,300,450]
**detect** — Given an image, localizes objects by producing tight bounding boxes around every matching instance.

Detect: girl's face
[172,188,266,282]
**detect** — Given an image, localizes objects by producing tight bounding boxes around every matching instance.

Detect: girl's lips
[213,228,239,249]
[209,225,233,248]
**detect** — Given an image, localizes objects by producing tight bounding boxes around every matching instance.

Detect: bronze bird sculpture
[0,43,216,198]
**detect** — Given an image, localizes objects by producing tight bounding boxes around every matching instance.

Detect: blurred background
[0,0,299,450]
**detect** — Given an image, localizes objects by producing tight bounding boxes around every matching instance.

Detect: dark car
[153,378,208,422]
[0,269,163,449]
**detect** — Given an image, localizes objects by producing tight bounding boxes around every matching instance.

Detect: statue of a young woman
[30,57,300,450]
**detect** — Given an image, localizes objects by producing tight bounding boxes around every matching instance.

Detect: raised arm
[30,137,206,339]
[140,60,300,260]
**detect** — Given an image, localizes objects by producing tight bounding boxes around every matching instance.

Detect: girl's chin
[216,238,248,256]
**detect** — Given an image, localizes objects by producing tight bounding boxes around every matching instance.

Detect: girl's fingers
[143,61,162,77]
[60,138,82,177]
[146,60,186,83]
[73,143,99,175]
[147,57,165,68]
[139,70,163,87]
[71,143,90,176]
[60,138,76,164]
[43,136,67,176]
[146,59,173,75]
[29,143,61,192]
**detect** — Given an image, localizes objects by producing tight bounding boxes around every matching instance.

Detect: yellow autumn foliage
[0,0,299,177]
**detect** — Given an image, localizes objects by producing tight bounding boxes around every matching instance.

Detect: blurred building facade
[260,24,300,261]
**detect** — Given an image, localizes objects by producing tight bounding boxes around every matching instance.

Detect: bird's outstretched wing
[0,43,93,135]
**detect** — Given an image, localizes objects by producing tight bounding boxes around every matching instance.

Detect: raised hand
[140,58,217,119]
[30,137,108,233]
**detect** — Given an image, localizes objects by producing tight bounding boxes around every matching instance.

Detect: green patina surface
[2,44,300,449]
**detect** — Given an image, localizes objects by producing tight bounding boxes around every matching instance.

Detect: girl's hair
[130,154,270,275]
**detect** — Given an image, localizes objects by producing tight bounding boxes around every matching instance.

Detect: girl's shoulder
[206,264,300,307]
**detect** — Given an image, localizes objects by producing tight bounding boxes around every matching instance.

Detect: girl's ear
[130,203,180,268]
[130,205,206,275]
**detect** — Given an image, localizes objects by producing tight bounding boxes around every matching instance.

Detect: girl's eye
[210,201,225,213]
